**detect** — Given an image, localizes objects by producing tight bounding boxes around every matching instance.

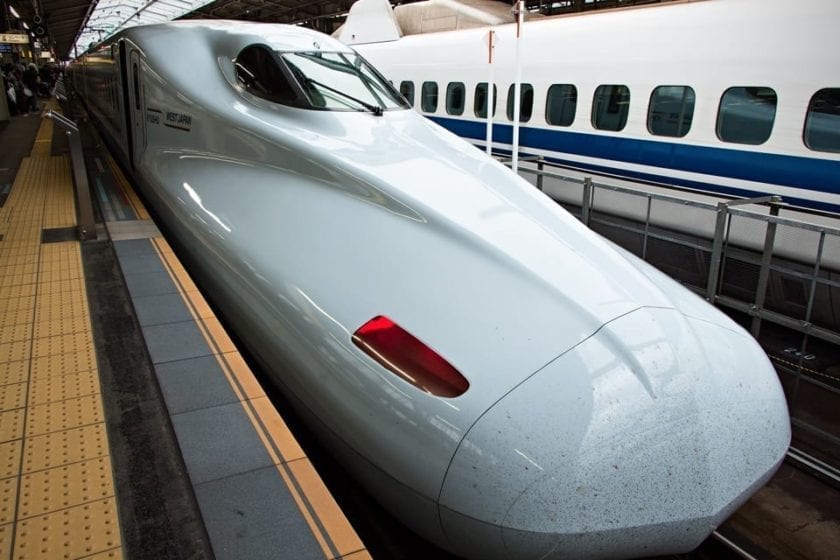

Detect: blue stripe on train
[428,116,840,213]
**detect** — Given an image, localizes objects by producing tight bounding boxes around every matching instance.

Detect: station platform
[0,101,370,559]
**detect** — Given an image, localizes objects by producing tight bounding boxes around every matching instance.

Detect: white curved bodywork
[72,21,790,560]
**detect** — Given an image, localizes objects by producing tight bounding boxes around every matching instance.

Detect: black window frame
[506,83,534,122]
[647,85,695,138]
[592,84,630,132]
[421,81,439,113]
[446,82,466,116]
[716,86,778,145]
[804,88,840,153]
[234,43,307,107]
[399,80,415,107]
[474,82,498,119]
[545,84,577,127]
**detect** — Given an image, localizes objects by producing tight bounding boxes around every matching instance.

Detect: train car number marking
[164,111,192,132]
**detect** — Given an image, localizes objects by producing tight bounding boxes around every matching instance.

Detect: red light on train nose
[352,316,469,398]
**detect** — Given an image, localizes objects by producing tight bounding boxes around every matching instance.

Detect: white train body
[72,21,789,560]
[350,0,840,267]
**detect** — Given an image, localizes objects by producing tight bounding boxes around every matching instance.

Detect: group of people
[3,62,58,116]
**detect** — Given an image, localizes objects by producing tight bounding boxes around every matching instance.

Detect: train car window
[717,87,777,145]
[422,81,438,113]
[235,45,299,104]
[506,83,534,122]
[400,81,415,107]
[446,82,466,116]
[592,85,630,131]
[546,84,577,127]
[648,86,695,137]
[804,88,840,153]
[132,64,140,110]
[474,83,498,118]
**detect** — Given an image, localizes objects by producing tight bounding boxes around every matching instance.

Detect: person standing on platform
[22,63,39,115]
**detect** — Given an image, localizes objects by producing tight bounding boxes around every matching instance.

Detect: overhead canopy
[2,0,681,62]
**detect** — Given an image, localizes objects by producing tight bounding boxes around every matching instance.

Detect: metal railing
[507,155,840,484]
[45,110,96,241]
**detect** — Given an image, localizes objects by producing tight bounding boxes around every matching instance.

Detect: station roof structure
[3,0,675,62]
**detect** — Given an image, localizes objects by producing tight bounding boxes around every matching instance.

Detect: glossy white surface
[73,21,791,560]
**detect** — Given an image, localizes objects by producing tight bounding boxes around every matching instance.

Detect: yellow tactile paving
[0,382,26,412]
[33,317,88,339]
[83,547,123,560]
[25,395,105,437]
[0,523,11,559]
[32,332,94,360]
[28,370,100,406]
[0,441,22,479]
[0,294,36,314]
[0,409,25,443]
[0,309,35,329]
[30,349,97,380]
[0,114,125,560]
[17,456,114,519]
[0,362,29,388]
[22,424,109,474]
[12,497,121,559]
[1,477,17,524]
[0,341,30,365]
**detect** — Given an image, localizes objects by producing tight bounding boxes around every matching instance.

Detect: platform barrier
[45,110,96,241]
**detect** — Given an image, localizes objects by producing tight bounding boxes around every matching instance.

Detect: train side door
[127,50,146,168]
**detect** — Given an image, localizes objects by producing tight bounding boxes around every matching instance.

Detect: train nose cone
[438,307,790,560]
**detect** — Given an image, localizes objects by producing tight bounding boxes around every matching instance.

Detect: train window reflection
[422,81,438,113]
[235,45,299,104]
[446,82,465,116]
[648,86,695,138]
[506,83,534,122]
[592,85,630,131]
[400,81,415,107]
[282,51,407,112]
[717,87,777,145]
[474,83,497,118]
[804,88,840,153]
[546,84,577,127]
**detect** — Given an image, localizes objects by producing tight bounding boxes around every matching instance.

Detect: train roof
[114,20,354,54]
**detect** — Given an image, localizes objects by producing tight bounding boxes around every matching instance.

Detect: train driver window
[422,81,439,113]
[506,83,534,122]
[717,87,777,145]
[804,88,840,153]
[235,44,298,104]
[474,83,498,118]
[282,51,408,112]
[446,82,466,116]
[648,85,695,138]
[400,81,415,107]
[546,84,577,127]
[592,85,630,131]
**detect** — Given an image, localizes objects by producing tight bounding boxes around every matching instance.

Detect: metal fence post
[750,197,782,338]
[706,201,729,303]
[536,159,544,191]
[46,110,97,241]
[581,177,593,227]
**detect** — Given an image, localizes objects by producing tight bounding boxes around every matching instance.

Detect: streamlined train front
[73,21,790,560]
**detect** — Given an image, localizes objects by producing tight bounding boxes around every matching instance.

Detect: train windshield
[281,51,409,114]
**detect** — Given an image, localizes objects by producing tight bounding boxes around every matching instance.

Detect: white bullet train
[71,21,790,560]
[345,0,840,263]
